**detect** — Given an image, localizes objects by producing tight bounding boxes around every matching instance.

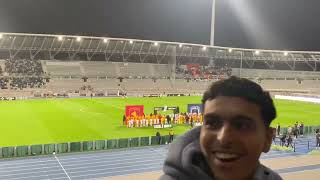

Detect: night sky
[0,0,319,51]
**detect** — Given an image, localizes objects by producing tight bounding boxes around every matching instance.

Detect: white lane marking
[69,166,161,179]
[0,157,164,174]
[54,154,72,180]
[0,150,167,169]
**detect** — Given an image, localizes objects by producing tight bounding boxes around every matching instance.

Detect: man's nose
[217,123,234,145]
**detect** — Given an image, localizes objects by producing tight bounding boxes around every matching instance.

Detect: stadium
[0,32,319,179]
[0,1,320,179]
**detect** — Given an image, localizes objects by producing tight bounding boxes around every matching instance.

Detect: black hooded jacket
[160,127,283,180]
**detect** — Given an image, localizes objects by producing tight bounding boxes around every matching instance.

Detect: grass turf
[0,96,319,147]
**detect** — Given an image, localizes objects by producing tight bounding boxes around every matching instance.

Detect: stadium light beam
[228,49,233,53]
[103,38,108,43]
[76,37,82,42]
[129,40,133,44]
[154,42,159,46]
[255,50,260,55]
[284,51,289,56]
[179,44,183,48]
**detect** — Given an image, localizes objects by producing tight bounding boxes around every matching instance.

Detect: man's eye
[205,119,222,129]
[233,119,254,131]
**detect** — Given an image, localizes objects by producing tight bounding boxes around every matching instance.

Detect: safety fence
[274,125,320,153]
[278,125,320,136]
[0,135,176,159]
[0,125,319,159]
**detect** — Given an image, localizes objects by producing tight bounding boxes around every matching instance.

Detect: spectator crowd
[5,59,43,75]
[0,59,46,89]
[176,64,232,79]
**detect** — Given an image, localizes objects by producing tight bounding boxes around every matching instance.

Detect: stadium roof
[0,32,320,68]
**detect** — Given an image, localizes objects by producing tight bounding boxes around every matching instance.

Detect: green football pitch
[0,96,319,147]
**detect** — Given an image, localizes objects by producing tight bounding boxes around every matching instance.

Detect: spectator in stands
[280,133,287,146]
[288,126,292,135]
[156,131,161,145]
[277,123,281,136]
[122,115,126,125]
[293,122,298,137]
[293,125,299,139]
[168,130,174,144]
[0,78,9,89]
[161,76,281,180]
[299,122,304,136]
[286,135,293,148]
[316,129,320,148]
[272,128,277,144]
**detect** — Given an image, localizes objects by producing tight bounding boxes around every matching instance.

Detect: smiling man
[160,76,282,180]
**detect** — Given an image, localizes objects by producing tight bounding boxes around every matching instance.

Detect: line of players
[125,113,203,128]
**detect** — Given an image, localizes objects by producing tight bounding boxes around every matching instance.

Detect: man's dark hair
[202,76,276,127]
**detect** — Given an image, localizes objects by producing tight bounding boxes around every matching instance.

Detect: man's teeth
[215,153,239,159]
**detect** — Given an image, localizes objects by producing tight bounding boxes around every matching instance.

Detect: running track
[0,136,318,180]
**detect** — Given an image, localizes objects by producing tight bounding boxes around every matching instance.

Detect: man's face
[200,96,273,180]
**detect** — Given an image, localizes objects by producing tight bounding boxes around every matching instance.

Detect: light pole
[239,51,243,78]
[210,0,216,46]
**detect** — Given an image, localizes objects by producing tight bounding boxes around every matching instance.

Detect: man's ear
[263,127,274,153]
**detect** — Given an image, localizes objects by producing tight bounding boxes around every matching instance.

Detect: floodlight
[57,36,63,41]
[0,34,3,39]
[284,51,288,56]
[255,50,260,55]
[179,44,183,48]
[129,40,133,44]
[154,42,158,46]
[76,37,82,42]
[202,46,207,51]
[103,38,108,43]
[228,49,233,53]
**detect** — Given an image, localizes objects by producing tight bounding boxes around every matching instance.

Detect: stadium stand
[5,59,43,75]
[151,64,170,78]
[44,61,81,77]
[46,78,85,91]
[81,61,119,77]
[0,59,46,90]
[10,77,44,89]
[1,58,320,96]
[233,68,320,79]
[0,33,319,97]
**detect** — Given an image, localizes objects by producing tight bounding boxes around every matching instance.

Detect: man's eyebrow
[204,113,220,119]
[231,115,254,122]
